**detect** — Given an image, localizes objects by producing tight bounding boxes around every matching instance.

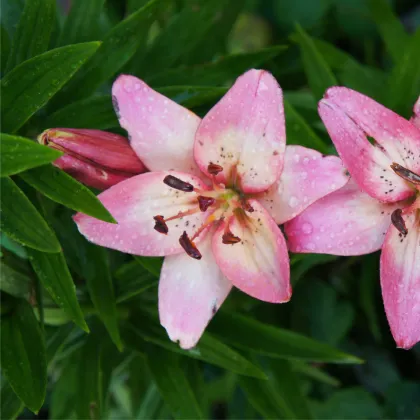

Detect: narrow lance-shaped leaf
[19,164,116,223]
[1,298,47,413]
[148,46,287,86]
[0,382,24,420]
[0,133,62,177]
[5,0,56,72]
[49,0,162,108]
[82,243,123,350]
[387,28,420,118]
[27,248,89,332]
[208,311,363,364]
[123,317,267,379]
[294,24,337,100]
[0,42,100,133]
[57,0,106,46]
[138,0,230,77]
[368,0,410,63]
[146,346,204,419]
[0,177,61,253]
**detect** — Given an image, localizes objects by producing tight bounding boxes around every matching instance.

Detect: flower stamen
[208,163,223,175]
[179,231,202,260]
[390,162,420,185]
[391,208,408,235]
[163,175,194,192]
[153,215,168,234]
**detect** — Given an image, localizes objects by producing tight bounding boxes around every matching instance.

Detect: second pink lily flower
[286,88,420,349]
[74,69,348,348]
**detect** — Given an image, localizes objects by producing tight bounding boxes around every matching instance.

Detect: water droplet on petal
[301,223,313,234]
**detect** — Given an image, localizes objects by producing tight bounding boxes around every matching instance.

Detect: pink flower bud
[38,128,147,190]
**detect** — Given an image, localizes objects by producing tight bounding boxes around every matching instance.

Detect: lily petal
[259,146,349,224]
[159,231,232,349]
[380,211,420,349]
[212,199,291,303]
[112,75,201,175]
[194,69,286,193]
[325,87,420,174]
[285,179,400,256]
[74,171,210,256]
[319,99,414,203]
[53,154,132,190]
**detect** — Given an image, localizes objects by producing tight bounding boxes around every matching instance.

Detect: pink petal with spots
[285,179,400,256]
[259,145,349,224]
[380,212,420,349]
[194,69,286,193]
[212,200,291,303]
[411,96,420,129]
[319,99,414,203]
[159,231,232,349]
[74,171,210,256]
[325,87,420,174]
[112,75,201,176]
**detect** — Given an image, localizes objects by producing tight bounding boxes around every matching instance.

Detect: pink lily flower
[39,128,147,190]
[286,88,420,349]
[74,70,348,349]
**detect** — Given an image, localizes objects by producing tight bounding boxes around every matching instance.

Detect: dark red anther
[179,231,202,259]
[242,200,254,212]
[208,162,223,175]
[391,162,420,185]
[163,175,194,192]
[222,231,241,244]
[391,208,408,235]
[153,215,168,234]
[197,196,215,212]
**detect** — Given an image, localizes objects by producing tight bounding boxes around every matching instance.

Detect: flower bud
[38,128,146,190]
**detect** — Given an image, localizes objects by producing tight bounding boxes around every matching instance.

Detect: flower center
[390,162,420,235]
[152,164,254,259]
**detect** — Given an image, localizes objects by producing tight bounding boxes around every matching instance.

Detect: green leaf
[0,133,62,177]
[0,298,47,413]
[359,255,382,341]
[294,25,337,100]
[148,46,287,86]
[284,100,329,153]
[27,248,89,332]
[136,382,163,419]
[0,382,24,420]
[138,0,230,77]
[384,381,420,419]
[44,95,119,130]
[1,42,100,133]
[158,86,227,109]
[57,0,106,46]
[313,387,383,419]
[19,164,116,223]
[5,0,56,72]
[134,256,163,278]
[0,248,31,298]
[368,0,410,62]
[1,25,11,74]
[0,177,61,252]
[49,0,162,107]
[83,244,123,351]
[115,260,158,303]
[124,318,267,379]
[208,311,362,364]
[75,334,103,419]
[291,360,340,387]
[240,358,313,419]
[146,346,203,419]
[46,323,75,364]
[387,28,420,117]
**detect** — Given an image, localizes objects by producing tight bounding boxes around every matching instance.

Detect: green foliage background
[1,0,420,418]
